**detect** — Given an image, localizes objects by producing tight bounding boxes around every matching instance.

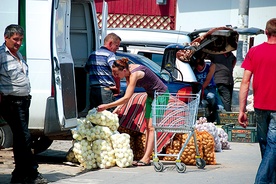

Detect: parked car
[106,28,192,66]
[121,45,164,66]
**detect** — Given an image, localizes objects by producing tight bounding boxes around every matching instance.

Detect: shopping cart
[152,91,206,173]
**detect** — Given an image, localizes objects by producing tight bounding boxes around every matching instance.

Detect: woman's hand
[97,104,108,112]
[112,106,121,114]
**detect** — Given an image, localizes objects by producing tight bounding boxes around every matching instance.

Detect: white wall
[0,0,18,44]
[176,0,276,45]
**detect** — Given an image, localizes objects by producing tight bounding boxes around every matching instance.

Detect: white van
[106,28,192,66]
[0,0,100,153]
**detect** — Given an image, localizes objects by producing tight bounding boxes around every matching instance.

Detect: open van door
[51,0,78,129]
[101,0,108,45]
[48,0,100,132]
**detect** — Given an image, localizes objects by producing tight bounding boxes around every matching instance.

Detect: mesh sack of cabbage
[72,139,98,169]
[111,133,134,168]
[71,123,116,169]
[70,118,134,169]
[71,118,94,141]
[86,108,120,131]
[72,118,115,142]
[92,139,116,169]
[66,147,79,163]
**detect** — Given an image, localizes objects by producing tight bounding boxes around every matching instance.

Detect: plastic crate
[219,111,256,126]
[247,111,256,127]
[197,107,207,119]
[222,124,257,143]
[219,112,239,125]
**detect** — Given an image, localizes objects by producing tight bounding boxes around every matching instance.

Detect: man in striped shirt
[85,33,121,111]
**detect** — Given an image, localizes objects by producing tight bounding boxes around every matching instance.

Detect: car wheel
[32,136,53,154]
[0,125,13,148]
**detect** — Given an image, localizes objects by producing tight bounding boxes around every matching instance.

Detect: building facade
[95,0,176,30]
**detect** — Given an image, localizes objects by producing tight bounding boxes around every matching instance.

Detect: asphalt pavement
[50,142,260,184]
[0,141,261,184]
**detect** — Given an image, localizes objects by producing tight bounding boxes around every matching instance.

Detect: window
[137,52,163,66]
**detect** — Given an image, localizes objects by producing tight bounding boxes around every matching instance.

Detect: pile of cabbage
[69,108,134,169]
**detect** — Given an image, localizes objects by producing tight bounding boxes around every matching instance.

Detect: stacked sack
[92,139,116,169]
[163,139,181,161]
[111,133,134,168]
[86,108,119,131]
[163,130,216,165]
[118,127,146,161]
[69,108,134,169]
[178,132,203,165]
[196,117,230,151]
[196,117,222,152]
[70,119,97,169]
[198,130,216,165]
[72,138,97,169]
[217,127,231,150]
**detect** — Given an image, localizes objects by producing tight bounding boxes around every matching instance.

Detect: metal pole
[19,0,26,58]
[238,0,250,59]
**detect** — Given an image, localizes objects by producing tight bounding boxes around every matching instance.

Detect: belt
[2,95,32,100]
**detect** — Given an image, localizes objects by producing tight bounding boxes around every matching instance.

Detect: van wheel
[32,136,53,154]
[0,125,13,148]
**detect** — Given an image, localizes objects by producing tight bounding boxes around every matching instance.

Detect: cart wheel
[154,162,164,172]
[176,163,186,173]
[196,158,206,169]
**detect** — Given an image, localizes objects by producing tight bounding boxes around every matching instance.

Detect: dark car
[115,51,200,96]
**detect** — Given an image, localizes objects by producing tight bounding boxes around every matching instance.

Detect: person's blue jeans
[254,108,276,184]
[0,95,38,178]
[215,88,224,111]
[204,86,219,123]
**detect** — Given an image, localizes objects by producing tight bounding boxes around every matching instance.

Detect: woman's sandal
[133,160,151,166]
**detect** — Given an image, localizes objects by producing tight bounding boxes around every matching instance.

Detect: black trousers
[0,95,38,178]
[89,86,115,111]
[216,84,233,111]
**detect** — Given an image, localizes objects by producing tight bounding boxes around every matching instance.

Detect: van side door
[52,0,78,129]
[51,0,100,130]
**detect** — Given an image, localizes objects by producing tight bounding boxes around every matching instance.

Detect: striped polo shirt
[85,46,116,87]
[0,43,30,96]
